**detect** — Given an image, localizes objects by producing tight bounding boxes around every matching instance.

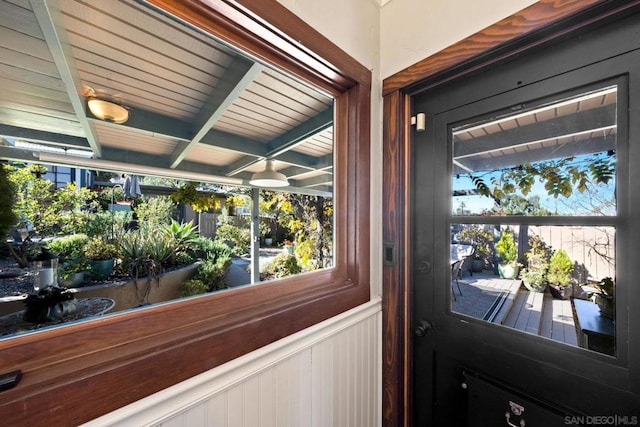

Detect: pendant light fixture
[249,159,289,187]
[87,98,129,124]
[85,87,129,124]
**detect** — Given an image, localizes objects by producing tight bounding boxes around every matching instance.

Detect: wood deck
[454,273,578,347]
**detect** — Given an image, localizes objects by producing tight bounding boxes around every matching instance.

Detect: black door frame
[382,1,640,425]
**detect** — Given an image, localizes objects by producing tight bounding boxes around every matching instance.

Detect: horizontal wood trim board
[383,0,609,96]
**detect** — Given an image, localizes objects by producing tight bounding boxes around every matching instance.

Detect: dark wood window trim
[0,1,371,424]
[382,1,640,426]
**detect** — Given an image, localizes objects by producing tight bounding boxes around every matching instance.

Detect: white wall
[380,0,537,78]
[85,301,381,427]
[277,0,383,299]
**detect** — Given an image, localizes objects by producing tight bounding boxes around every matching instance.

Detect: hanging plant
[171,182,220,213]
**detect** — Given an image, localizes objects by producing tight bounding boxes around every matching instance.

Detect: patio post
[250,187,260,284]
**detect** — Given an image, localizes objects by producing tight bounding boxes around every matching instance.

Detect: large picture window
[0,0,370,423]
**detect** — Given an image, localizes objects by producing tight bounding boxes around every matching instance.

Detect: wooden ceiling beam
[31,0,103,157]
[169,59,264,169]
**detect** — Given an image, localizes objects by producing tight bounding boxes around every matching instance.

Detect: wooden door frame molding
[381,1,640,425]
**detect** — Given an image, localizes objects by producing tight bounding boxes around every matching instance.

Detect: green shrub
[496,229,517,263]
[190,236,232,262]
[458,226,494,265]
[180,279,209,297]
[83,237,118,260]
[80,211,128,240]
[134,195,176,228]
[188,236,232,290]
[266,253,302,278]
[547,249,574,287]
[0,163,17,241]
[48,234,89,262]
[215,223,250,255]
[195,258,230,290]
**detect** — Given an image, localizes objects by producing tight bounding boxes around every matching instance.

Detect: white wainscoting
[84,299,381,427]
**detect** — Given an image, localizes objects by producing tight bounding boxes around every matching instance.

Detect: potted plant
[496,229,519,279]
[59,257,89,287]
[457,226,493,272]
[282,239,294,255]
[520,234,551,292]
[49,234,90,286]
[585,277,614,319]
[83,237,118,280]
[521,268,547,293]
[547,249,574,299]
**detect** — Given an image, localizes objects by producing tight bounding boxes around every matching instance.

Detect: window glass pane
[0,0,334,339]
[450,86,618,357]
[452,87,617,216]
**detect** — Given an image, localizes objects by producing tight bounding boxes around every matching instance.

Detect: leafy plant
[469,153,616,202]
[520,269,547,291]
[58,258,89,281]
[190,236,232,262]
[496,229,517,264]
[171,182,220,212]
[48,234,90,262]
[119,228,175,269]
[83,237,118,261]
[189,236,232,291]
[165,220,199,249]
[0,163,17,241]
[457,226,493,266]
[133,195,176,228]
[79,211,129,240]
[194,258,229,291]
[215,223,250,255]
[264,253,302,279]
[180,279,209,297]
[547,249,574,287]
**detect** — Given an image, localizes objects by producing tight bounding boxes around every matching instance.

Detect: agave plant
[164,220,199,248]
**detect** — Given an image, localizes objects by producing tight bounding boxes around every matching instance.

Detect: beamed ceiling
[452,87,617,176]
[0,0,334,195]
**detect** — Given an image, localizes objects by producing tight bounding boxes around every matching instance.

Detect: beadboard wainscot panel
[83,299,381,427]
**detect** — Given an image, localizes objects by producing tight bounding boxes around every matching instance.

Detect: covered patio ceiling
[0,0,334,195]
[452,86,617,175]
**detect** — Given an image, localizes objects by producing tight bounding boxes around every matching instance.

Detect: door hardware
[414,320,433,337]
[417,260,431,273]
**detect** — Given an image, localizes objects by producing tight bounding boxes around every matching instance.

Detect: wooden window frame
[0,1,371,424]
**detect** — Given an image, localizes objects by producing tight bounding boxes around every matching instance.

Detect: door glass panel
[450,87,617,356]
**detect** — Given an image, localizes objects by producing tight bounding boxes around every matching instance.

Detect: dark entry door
[411,11,640,426]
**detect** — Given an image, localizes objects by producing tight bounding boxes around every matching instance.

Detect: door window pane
[450,86,618,356]
[452,87,617,217]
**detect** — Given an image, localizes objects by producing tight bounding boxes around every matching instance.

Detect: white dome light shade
[87,98,129,124]
[249,160,289,187]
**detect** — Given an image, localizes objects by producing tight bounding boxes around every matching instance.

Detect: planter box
[73,262,200,313]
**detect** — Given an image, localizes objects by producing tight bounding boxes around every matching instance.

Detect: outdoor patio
[453,271,578,347]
